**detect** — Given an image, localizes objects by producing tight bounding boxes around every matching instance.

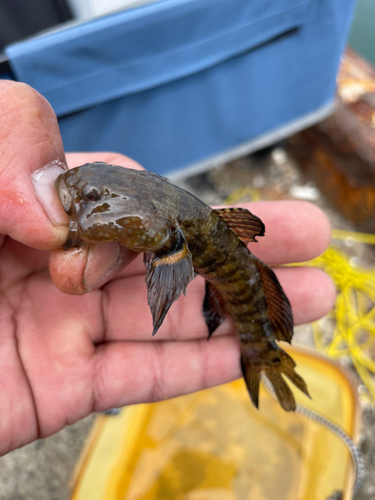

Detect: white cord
[262,377,365,497]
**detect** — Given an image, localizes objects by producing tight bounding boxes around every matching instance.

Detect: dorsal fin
[253,258,294,343]
[214,207,265,243]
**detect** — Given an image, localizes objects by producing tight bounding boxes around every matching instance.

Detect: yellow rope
[332,229,375,246]
[223,186,262,205]
[297,236,375,402]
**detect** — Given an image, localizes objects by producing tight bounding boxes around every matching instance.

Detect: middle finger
[95,266,335,343]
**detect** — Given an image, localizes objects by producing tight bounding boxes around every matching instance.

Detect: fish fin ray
[214,207,265,243]
[264,369,296,412]
[279,348,310,398]
[144,251,156,270]
[203,282,226,340]
[241,346,309,411]
[144,230,194,335]
[254,259,294,343]
[264,347,310,411]
[240,357,261,408]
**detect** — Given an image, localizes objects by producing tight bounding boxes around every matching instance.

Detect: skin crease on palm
[0,81,336,456]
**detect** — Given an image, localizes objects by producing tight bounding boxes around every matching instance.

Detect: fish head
[56,162,172,251]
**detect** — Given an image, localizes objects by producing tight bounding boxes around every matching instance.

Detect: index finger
[247,200,331,265]
[109,199,331,278]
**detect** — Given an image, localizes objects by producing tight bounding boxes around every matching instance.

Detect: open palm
[0,82,335,456]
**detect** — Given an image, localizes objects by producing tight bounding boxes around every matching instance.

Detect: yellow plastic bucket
[70,346,360,500]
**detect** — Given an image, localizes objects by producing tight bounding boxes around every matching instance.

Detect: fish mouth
[55,175,74,215]
[63,219,86,250]
[55,175,87,250]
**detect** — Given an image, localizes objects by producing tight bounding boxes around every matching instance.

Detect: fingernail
[32,160,69,226]
[84,242,124,291]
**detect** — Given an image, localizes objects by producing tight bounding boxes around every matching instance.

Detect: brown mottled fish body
[56,162,309,411]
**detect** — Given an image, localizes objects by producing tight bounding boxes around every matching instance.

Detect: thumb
[0,81,68,250]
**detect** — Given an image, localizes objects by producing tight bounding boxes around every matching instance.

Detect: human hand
[0,81,335,456]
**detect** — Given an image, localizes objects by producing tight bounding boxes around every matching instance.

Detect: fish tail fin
[241,347,310,412]
[263,347,310,412]
[240,356,261,408]
[263,368,297,412]
[278,347,310,398]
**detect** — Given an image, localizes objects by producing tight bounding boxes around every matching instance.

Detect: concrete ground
[0,145,374,499]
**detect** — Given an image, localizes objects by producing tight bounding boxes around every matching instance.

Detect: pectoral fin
[203,282,226,340]
[144,229,195,336]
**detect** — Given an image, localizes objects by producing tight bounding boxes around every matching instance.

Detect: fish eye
[81,185,102,202]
